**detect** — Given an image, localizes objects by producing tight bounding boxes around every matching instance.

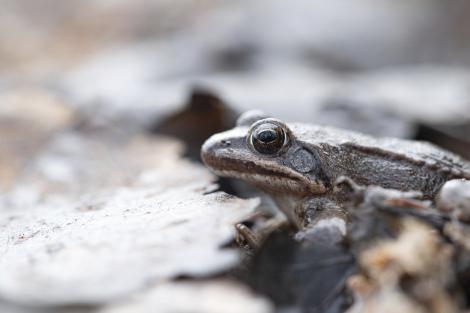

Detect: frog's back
[291,123,470,197]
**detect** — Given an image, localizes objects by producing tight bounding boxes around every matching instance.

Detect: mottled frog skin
[201,111,470,231]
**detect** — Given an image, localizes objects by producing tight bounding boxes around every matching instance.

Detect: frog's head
[201,111,329,195]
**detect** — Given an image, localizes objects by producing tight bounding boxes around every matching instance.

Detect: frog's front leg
[235,212,289,249]
[295,197,348,245]
[293,176,372,244]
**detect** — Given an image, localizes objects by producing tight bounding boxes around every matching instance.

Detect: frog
[201,111,470,243]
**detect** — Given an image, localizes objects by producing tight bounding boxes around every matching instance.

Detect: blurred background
[2,0,470,148]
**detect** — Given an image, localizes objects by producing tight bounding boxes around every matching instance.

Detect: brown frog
[201,111,470,241]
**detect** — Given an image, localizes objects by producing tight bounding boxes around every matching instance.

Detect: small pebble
[436,179,470,222]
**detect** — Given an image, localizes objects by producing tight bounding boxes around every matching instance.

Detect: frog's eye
[250,121,288,154]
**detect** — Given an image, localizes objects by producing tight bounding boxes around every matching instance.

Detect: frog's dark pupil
[258,130,277,143]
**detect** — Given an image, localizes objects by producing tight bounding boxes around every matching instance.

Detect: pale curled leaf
[0,176,259,306]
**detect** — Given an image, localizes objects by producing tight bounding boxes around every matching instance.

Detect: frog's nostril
[221,140,231,146]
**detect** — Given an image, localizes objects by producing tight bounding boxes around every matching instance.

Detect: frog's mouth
[201,152,326,195]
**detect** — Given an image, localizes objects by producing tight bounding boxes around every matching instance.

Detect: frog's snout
[200,135,226,170]
[201,127,248,170]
